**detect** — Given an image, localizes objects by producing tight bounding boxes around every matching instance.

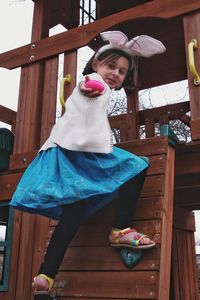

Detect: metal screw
[30,55,35,61]
[22,158,27,163]
[31,44,36,49]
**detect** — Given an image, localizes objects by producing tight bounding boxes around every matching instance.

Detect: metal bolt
[22,157,27,163]
[31,44,36,49]
[129,110,133,114]
[30,55,35,61]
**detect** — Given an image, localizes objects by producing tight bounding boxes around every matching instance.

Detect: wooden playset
[0,1,200,299]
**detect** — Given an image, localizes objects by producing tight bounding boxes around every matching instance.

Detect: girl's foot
[33,274,55,295]
[109,227,155,250]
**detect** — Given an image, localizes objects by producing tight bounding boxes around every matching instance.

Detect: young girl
[10,31,165,297]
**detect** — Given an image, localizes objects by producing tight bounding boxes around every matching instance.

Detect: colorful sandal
[33,274,56,298]
[109,227,155,250]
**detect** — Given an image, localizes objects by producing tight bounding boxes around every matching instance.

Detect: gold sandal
[33,274,56,296]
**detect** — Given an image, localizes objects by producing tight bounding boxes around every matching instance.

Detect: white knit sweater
[40,73,113,154]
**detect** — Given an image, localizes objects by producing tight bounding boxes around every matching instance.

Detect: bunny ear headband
[95,31,166,58]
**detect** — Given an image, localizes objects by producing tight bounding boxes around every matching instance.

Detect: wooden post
[11,1,51,299]
[183,11,200,140]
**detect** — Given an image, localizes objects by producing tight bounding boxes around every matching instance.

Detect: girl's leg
[113,168,147,229]
[110,168,155,249]
[38,201,85,279]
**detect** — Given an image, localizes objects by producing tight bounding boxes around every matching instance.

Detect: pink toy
[85,79,105,92]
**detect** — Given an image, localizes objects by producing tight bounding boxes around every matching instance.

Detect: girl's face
[92,56,129,89]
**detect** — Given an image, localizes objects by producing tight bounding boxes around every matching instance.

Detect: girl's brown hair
[82,48,135,90]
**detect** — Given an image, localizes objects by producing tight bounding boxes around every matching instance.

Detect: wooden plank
[173,206,195,231]
[176,140,200,154]
[157,145,175,300]
[191,119,200,140]
[0,0,200,69]
[117,136,169,156]
[9,151,37,170]
[173,229,199,300]
[147,154,166,176]
[48,220,161,248]
[15,213,36,300]
[0,172,23,201]
[60,245,160,271]
[171,229,181,300]
[174,186,200,209]
[0,105,16,126]
[163,200,198,299]
[141,174,165,198]
[68,221,161,247]
[63,50,78,102]
[31,215,50,283]
[183,11,200,141]
[140,101,190,125]
[175,151,200,175]
[58,271,158,299]
[12,2,51,299]
[187,233,199,300]
[145,117,155,138]
[40,56,59,145]
[49,196,163,229]
[13,64,44,153]
[9,142,167,172]
[127,91,140,140]
[175,173,200,187]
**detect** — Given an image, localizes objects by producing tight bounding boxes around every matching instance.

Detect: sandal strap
[111,228,147,246]
[112,227,135,243]
[131,234,147,247]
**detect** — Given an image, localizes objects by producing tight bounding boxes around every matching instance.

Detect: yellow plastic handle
[188,38,200,86]
[59,74,72,107]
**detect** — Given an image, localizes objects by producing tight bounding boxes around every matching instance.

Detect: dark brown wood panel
[40,56,59,145]
[0,172,23,201]
[68,220,161,247]
[117,136,169,156]
[9,151,37,170]
[58,271,158,299]
[61,245,160,271]
[84,196,164,223]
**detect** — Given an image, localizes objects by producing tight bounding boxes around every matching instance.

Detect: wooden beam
[0,105,16,126]
[183,11,200,141]
[175,151,200,175]
[0,0,200,69]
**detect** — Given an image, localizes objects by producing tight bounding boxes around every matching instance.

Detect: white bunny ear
[129,35,166,57]
[95,31,166,59]
[100,31,128,46]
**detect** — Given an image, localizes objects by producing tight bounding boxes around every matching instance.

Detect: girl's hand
[79,75,104,98]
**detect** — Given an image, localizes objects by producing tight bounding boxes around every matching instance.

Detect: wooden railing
[0,105,16,133]
[109,101,190,141]
[0,100,190,147]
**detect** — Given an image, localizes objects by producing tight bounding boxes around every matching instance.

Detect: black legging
[39,168,147,278]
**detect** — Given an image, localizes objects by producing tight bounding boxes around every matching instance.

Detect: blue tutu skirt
[10,146,148,220]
